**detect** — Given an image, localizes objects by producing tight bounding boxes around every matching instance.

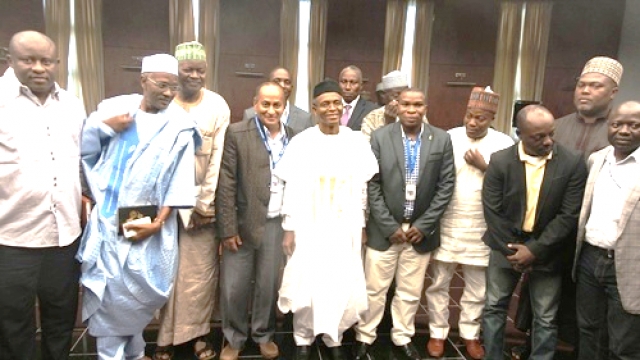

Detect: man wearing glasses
[77,54,200,360]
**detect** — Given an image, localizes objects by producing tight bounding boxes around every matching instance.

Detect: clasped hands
[507,243,536,273]
[389,226,424,244]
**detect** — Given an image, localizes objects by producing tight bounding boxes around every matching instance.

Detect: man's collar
[576,109,609,124]
[401,123,424,140]
[609,145,640,165]
[343,95,360,107]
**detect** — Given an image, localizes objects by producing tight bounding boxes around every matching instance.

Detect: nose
[542,135,553,146]
[618,124,632,134]
[32,60,45,73]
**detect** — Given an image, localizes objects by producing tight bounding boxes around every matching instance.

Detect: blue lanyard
[404,136,421,177]
[255,117,288,169]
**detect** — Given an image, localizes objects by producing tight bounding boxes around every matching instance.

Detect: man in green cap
[154,41,230,360]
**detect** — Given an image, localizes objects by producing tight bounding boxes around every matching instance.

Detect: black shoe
[329,346,345,360]
[395,342,421,360]
[353,341,375,360]
[296,345,311,360]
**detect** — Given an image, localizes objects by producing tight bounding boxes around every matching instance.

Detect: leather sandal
[194,337,216,360]
[153,346,174,360]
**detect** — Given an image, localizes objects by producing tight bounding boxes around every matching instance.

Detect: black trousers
[0,240,80,360]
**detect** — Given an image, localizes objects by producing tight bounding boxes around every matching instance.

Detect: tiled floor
[65,264,575,360]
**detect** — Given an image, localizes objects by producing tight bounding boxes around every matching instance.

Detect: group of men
[1,28,640,360]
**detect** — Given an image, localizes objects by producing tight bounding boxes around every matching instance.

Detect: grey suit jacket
[242,104,314,133]
[346,97,378,131]
[573,146,640,314]
[215,119,296,248]
[367,122,455,253]
[483,143,587,271]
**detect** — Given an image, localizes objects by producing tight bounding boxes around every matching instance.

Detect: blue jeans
[576,243,640,360]
[483,251,561,360]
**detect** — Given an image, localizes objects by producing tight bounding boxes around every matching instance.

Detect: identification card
[270,175,283,193]
[405,183,416,201]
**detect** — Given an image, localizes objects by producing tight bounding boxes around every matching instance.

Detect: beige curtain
[75,0,105,113]
[169,0,195,53]
[280,0,299,104]
[199,0,221,92]
[44,0,70,89]
[382,0,408,76]
[412,0,435,97]
[492,1,523,134]
[307,0,328,106]
[519,1,553,101]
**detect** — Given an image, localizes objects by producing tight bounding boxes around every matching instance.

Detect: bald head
[515,104,554,132]
[612,101,640,118]
[9,31,56,57]
[608,101,640,160]
[7,31,58,103]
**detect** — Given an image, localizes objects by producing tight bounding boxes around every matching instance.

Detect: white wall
[616,0,640,105]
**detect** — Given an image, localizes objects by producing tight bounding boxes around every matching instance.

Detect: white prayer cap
[141,54,178,76]
[381,70,408,90]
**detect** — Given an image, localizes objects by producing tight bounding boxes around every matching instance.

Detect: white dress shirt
[0,81,86,247]
[586,147,640,249]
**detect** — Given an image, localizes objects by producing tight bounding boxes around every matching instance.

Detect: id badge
[405,183,416,201]
[270,175,282,193]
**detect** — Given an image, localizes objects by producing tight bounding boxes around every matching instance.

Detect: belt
[584,242,614,259]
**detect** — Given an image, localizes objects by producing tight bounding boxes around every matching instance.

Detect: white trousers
[96,334,145,360]
[425,260,486,340]
[293,307,352,347]
[355,243,430,346]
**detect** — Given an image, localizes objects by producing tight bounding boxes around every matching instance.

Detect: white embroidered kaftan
[276,126,378,342]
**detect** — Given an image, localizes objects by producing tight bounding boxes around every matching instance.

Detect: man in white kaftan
[77,54,199,360]
[276,81,378,360]
[425,87,513,360]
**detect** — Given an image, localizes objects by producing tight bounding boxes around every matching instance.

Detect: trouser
[0,241,80,360]
[483,252,561,360]
[157,222,219,346]
[355,243,430,346]
[96,334,146,360]
[576,243,640,360]
[220,217,283,349]
[293,307,353,347]
[426,260,486,340]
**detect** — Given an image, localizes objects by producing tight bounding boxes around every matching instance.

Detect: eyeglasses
[146,77,181,92]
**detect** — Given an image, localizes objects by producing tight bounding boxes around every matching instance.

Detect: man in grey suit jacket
[216,82,297,360]
[573,101,640,359]
[482,105,587,360]
[242,67,314,133]
[338,65,378,131]
[354,88,455,360]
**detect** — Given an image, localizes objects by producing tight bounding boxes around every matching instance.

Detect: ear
[5,54,13,67]
[515,128,521,137]
[140,74,147,89]
[611,86,619,98]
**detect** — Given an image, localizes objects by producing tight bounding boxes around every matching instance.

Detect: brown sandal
[153,346,174,360]
[194,337,216,360]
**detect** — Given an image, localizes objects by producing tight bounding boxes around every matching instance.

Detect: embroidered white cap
[141,54,178,76]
